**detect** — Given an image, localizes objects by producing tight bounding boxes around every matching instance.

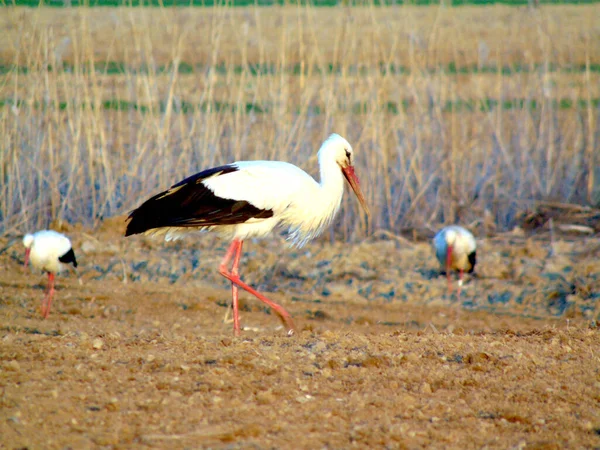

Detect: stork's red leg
[457,269,464,298]
[446,271,453,295]
[219,239,296,336]
[42,272,56,319]
[230,240,243,336]
[220,240,239,328]
[446,245,454,295]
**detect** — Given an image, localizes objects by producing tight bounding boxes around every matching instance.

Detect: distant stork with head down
[23,230,78,318]
[125,133,369,336]
[433,225,476,296]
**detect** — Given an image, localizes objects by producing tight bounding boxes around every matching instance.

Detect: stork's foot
[40,288,55,319]
[280,313,297,337]
[223,304,234,324]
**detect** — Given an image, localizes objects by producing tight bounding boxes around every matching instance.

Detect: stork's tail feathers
[58,248,78,268]
[467,251,477,274]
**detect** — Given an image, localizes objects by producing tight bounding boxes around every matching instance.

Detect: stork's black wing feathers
[58,248,78,268]
[467,251,477,274]
[125,164,273,237]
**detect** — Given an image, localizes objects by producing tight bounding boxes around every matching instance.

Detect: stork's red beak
[446,244,453,270]
[24,248,30,268]
[342,165,370,217]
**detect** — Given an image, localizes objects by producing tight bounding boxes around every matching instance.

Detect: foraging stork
[23,230,78,318]
[433,225,476,296]
[125,133,369,336]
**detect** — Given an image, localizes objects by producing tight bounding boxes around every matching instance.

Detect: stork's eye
[345,149,351,159]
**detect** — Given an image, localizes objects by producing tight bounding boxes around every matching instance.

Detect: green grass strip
[3,0,600,7]
[1,62,599,76]
[2,97,598,113]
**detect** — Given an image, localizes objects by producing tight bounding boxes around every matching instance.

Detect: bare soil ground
[1,219,599,449]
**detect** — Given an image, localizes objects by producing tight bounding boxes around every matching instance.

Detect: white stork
[125,133,369,336]
[23,230,78,318]
[433,225,477,296]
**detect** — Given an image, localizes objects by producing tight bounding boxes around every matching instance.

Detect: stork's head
[319,133,370,217]
[23,233,34,267]
[442,227,465,273]
[444,228,458,247]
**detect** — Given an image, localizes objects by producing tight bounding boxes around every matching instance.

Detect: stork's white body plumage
[126,133,369,336]
[205,160,345,246]
[149,144,353,247]
[433,225,477,295]
[23,230,78,318]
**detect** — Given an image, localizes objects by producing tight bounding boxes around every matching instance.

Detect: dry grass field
[1,5,599,233]
[1,4,600,449]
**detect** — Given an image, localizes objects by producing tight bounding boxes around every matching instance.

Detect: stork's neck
[288,154,344,246]
[285,150,346,247]
[318,153,345,203]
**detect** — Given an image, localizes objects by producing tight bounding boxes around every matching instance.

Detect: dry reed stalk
[0,5,598,238]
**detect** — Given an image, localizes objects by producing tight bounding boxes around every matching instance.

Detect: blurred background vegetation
[1,3,598,239]
[5,0,600,6]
